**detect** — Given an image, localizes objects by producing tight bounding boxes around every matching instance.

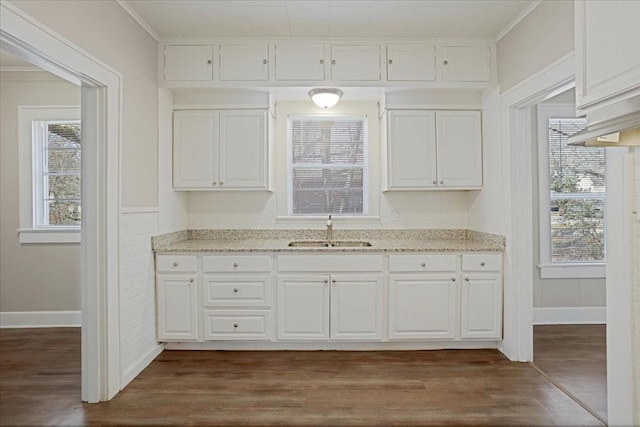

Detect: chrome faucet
[326,215,333,243]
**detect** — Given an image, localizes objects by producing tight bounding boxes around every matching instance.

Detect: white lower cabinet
[276,274,383,341]
[203,309,271,340]
[460,254,503,339]
[157,274,199,340]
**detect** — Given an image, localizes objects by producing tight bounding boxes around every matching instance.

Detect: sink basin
[288,240,372,248]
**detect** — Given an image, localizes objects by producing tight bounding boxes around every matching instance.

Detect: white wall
[0,70,81,316]
[634,146,640,423]
[497,0,574,93]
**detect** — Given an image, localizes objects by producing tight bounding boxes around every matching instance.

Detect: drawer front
[156,255,197,273]
[461,254,502,272]
[277,254,384,272]
[389,254,458,273]
[203,276,272,306]
[203,310,271,340]
[202,255,272,273]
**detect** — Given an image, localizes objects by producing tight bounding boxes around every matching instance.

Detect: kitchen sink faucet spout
[326,215,333,243]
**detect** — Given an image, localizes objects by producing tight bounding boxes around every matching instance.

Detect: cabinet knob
[451,278,456,282]
[263,59,268,64]
[189,278,194,283]
[465,277,470,282]
[207,59,212,64]
[388,59,393,65]
[332,279,336,284]
[233,323,239,328]
[444,60,448,65]
[421,262,426,267]
[220,181,224,186]
[439,180,444,184]
[233,262,238,268]
[213,181,217,186]
[172,262,178,267]
[233,288,239,293]
[324,280,329,284]
[480,262,486,267]
[331,59,336,65]
[320,59,325,64]
[432,180,437,185]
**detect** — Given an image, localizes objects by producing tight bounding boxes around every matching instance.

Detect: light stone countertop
[152,229,505,253]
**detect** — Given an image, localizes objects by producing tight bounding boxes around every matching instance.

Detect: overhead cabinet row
[163,43,493,84]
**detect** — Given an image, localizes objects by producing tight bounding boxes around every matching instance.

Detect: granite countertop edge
[152,229,505,254]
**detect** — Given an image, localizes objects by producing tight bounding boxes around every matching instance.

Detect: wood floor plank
[1,328,605,426]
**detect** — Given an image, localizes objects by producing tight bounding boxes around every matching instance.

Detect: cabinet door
[277,276,329,340]
[388,274,458,340]
[387,110,437,188]
[275,43,325,81]
[576,0,640,111]
[164,45,213,81]
[460,273,502,339]
[441,45,492,82]
[387,45,436,81]
[173,111,219,189]
[331,45,381,81]
[436,111,482,188]
[219,110,267,189]
[157,274,198,340]
[219,45,269,81]
[330,275,383,340]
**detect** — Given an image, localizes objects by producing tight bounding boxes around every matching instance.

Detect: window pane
[47,148,81,173]
[292,168,364,215]
[47,175,81,200]
[551,198,605,262]
[47,123,81,148]
[45,200,81,226]
[291,118,364,165]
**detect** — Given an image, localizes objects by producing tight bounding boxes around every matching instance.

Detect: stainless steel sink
[288,240,372,248]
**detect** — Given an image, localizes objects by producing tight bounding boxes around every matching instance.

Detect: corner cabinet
[173,109,268,190]
[386,110,482,190]
[575,0,640,117]
[460,254,503,339]
[156,255,199,341]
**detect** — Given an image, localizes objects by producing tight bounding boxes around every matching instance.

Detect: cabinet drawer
[202,255,272,273]
[461,254,502,272]
[203,276,272,306]
[156,255,197,273]
[389,254,458,273]
[203,310,271,340]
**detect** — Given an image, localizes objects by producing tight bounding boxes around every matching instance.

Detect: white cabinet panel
[203,310,271,340]
[203,255,272,273]
[330,275,383,340]
[275,43,325,81]
[441,45,492,82]
[436,111,482,188]
[164,45,213,81]
[156,255,197,273]
[331,45,381,81]
[203,276,272,307]
[388,274,458,340]
[387,110,437,189]
[157,274,198,340]
[461,254,502,272]
[277,275,330,340]
[219,44,269,81]
[386,44,436,81]
[388,254,458,273]
[173,111,218,189]
[219,110,267,188]
[576,0,640,112]
[460,273,502,339]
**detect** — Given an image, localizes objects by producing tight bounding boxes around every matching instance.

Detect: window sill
[18,228,81,244]
[276,216,381,224]
[538,263,605,279]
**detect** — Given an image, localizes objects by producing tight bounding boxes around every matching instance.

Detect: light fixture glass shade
[308,88,343,108]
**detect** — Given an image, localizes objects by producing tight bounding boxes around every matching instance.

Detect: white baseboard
[121,344,164,387]
[0,311,81,328]
[533,307,606,325]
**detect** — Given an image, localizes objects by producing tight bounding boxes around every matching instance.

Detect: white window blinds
[289,116,367,215]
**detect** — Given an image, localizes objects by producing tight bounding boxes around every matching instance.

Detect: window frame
[287,114,369,217]
[536,103,605,279]
[18,106,81,244]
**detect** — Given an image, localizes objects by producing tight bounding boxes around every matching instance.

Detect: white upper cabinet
[275,43,325,81]
[436,111,482,188]
[164,45,213,81]
[387,110,438,188]
[386,44,436,81]
[173,110,268,190]
[440,45,492,82]
[387,110,482,190]
[330,45,381,81]
[575,0,640,115]
[219,44,269,81]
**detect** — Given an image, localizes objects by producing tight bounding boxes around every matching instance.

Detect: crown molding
[496,0,543,42]
[116,0,160,42]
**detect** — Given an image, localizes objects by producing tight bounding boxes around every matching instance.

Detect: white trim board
[533,307,606,325]
[121,344,164,387]
[0,311,81,328]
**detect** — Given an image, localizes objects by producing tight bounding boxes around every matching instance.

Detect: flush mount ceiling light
[308,88,343,108]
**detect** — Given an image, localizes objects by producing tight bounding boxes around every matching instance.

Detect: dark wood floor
[1,328,605,426]
[533,324,607,423]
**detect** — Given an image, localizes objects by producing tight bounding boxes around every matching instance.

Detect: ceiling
[123,0,536,40]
